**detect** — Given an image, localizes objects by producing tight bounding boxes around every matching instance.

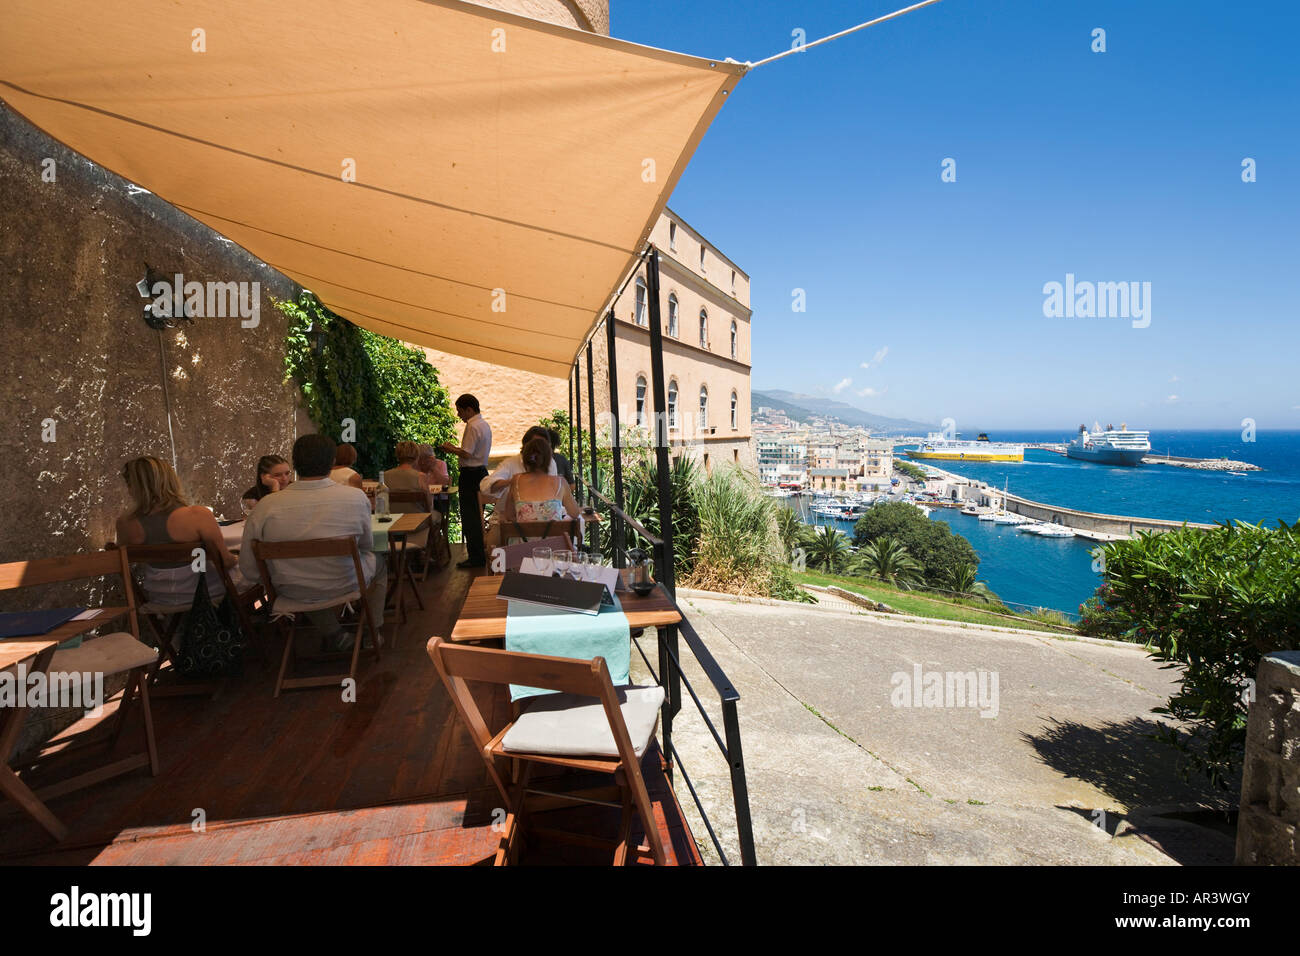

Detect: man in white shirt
[240,433,386,643]
[441,393,493,568]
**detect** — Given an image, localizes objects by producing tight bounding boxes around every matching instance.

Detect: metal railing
[584,485,757,866]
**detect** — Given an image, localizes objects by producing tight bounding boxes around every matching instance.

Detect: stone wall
[1236,651,1300,865]
[0,104,301,595]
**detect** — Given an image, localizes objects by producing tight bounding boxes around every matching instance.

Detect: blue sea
[798,430,1300,618]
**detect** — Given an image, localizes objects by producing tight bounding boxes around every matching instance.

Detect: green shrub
[854,502,979,588]
[1098,520,1300,790]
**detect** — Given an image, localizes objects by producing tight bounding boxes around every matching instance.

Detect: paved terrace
[649,592,1234,866]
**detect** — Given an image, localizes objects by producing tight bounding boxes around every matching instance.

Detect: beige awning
[1,0,743,377]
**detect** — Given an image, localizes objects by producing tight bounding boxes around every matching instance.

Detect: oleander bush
[1093,519,1300,790]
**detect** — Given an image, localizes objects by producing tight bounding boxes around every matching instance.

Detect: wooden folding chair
[250,536,382,698]
[0,549,160,840]
[120,541,264,696]
[426,636,667,866]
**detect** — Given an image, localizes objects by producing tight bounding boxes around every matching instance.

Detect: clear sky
[611,0,1299,431]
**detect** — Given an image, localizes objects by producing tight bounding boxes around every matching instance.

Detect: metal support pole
[604,311,626,566]
[645,247,675,594]
[723,699,758,866]
[568,370,574,471]
[574,358,584,501]
[585,339,598,549]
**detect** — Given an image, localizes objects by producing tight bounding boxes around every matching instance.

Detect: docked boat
[1032,523,1076,538]
[992,512,1029,525]
[1066,423,1150,466]
[906,432,1024,463]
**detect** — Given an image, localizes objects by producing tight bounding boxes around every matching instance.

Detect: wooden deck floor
[0,560,701,866]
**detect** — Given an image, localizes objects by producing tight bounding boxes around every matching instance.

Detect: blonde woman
[115,456,241,606]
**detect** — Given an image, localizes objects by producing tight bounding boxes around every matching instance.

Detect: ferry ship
[906,432,1024,463]
[1066,423,1150,467]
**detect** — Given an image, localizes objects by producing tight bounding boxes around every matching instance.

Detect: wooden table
[0,639,66,839]
[377,512,431,622]
[0,607,131,647]
[449,571,681,644]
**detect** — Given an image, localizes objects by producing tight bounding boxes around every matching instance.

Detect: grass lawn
[792,570,1077,634]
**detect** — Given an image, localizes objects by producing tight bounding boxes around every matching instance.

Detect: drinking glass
[553,550,571,579]
[571,552,589,581]
[532,546,553,576]
[586,551,603,579]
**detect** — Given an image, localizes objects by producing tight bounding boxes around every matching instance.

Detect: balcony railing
[585,485,757,866]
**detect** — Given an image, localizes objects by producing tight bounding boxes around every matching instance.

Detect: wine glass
[586,551,603,580]
[553,550,571,579]
[532,546,552,576]
[571,552,589,581]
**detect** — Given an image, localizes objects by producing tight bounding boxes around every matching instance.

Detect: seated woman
[241,454,292,514]
[330,443,364,489]
[383,441,437,555]
[116,456,243,607]
[494,435,580,546]
[417,446,451,518]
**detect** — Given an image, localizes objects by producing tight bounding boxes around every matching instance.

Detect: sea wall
[934,468,1215,537]
[1236,652,1300,865]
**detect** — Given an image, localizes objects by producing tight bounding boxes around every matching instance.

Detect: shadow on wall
[0,104,303,587]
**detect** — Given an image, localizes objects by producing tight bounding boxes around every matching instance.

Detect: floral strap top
[513,475,567,523]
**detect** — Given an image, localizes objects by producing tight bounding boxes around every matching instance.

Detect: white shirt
[480,454,557,499]
[460,413,492,468]
[238,478,376,605]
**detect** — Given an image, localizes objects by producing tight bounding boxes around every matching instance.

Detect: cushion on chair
[51,632,159,676]
[272,591,361,614]
[501,685,665,758]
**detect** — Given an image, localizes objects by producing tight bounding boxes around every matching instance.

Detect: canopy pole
[646,247,675,596]
[746,0,943,69]
[574,356,584,501]
[605,311,626,567]
[586,338,598,510]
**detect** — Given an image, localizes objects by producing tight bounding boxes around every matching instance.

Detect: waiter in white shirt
[442,393,493,568]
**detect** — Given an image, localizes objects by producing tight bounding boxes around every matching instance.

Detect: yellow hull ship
[906,433,1024,463]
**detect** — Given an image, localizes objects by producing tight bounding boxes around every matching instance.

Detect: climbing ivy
[277,292,459,478]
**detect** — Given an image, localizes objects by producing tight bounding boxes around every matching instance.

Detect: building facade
[611,210,754,473]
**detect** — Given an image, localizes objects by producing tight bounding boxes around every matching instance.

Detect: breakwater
[925,467,1216,538]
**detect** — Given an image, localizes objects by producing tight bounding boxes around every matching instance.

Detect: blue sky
[612,1,1299,431]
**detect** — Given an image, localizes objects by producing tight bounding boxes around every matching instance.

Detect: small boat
[960,505,980,516]
[977,511,998,522]
[1033,523,1076,538]
[992,512,1028,525]
[1016,522,1043,533]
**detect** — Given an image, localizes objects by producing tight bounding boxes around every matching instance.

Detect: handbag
[176,570,245,679]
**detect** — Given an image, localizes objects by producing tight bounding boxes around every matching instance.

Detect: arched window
[730,390,738,430]
[730,320,737,359]
[699,308,708,348]
[667,380,678,429]
[699,385,709,429]
[634,277,647,326]
[635,375,647,427]
[667,293,678,337]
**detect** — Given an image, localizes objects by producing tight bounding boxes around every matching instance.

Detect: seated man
[239,433,386,646]
[480,426,558,548]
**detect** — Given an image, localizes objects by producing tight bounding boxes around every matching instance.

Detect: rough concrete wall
[421,347,569,461]
[489,0,609,34]
[1237,651,1300,865]
[0,104,300,592]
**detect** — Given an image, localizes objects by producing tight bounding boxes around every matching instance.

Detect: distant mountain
[754,389,935,434]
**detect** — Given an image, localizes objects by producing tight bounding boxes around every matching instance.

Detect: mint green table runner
[504,594,630,702]
[370,515,394,552]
